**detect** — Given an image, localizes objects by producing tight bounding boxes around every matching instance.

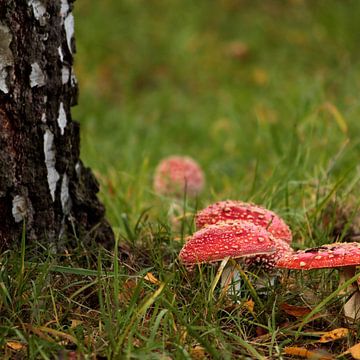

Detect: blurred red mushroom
[153,156,205,198]
[276,242,360,321]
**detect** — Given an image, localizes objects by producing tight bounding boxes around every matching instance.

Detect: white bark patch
[28,0,47,26]
[41,112,46,123]
[75,161,81,177]
[0,23,13,93]
[58,46,64,62]
[57,102,67,135]
[30,62,45,87]
[64,13,74,53]
[0,68,8,93]
[60,0,70,21]
[12,195,27,223]
[61,66,70,84]
[71,70,77,87]
[44,129,60,201]
[60,173,72,215]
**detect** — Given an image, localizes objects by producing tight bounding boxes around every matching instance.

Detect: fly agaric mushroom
[276,242,360,321]
[195,200,292,244]
[179,220,277,293]
[245,238,294,270]
[153,156,205,198]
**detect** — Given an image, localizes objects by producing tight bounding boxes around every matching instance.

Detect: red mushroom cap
[245,239,294,269]
[276,243,360,270]
[153,156,205,198]
[179,220,276,265]
[195,200,292,243]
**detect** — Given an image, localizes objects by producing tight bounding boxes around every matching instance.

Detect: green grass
[2,0,360,358]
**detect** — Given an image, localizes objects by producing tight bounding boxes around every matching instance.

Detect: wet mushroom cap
[276,243,360,270]
[179,220,276,265]
[153,155,205,197]
[245,238,294,269]
[195,200,292,243]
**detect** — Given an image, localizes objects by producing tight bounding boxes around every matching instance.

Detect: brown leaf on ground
[280,303,312,317]
[189,345,207,360]
[318,328,349,343]
[6,341,26,351]
[342,342,360,359]
[284,346,334,359]
[243,299,255,313]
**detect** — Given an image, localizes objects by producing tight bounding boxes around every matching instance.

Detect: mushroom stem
[220,263,241,296]
[338,266,360,321]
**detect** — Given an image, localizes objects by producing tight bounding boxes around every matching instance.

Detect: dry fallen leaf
[284,346,334,359]
[342,342,360,359]
[280,303,312,317]
[6,341,26,351]
[144,272,160,285]
[70,319,84,329]
[243,299,255,313]
[189,345,207,360]
[319,328,349,343]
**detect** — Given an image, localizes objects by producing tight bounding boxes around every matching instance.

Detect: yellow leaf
[319,328,349,343]
[243,299,255,313]
[6,341,25,351]
[144,272,160,285]
[70,319,83,329]
[284,346,334,359]
[345,342,360,359]
[190,345,207,360]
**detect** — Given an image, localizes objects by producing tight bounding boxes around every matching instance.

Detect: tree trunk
[0,0,114,250]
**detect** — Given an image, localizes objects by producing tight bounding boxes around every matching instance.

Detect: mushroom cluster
[179,200,360,321]
[179,200,293,294]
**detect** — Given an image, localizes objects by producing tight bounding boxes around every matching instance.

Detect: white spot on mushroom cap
[30,62,45,87]
[12,195,27,223]
[43,129,60,201]
[57,102,67,135]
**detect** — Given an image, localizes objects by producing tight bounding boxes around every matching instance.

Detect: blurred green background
[73,0,360,229]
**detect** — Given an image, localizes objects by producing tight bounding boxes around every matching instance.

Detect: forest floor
[2,0,360,358]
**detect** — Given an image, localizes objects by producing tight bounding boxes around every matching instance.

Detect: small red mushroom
[195,200,292,243]
[153,156,205,198]
[276,242,360,321]
[179,220,277,294]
